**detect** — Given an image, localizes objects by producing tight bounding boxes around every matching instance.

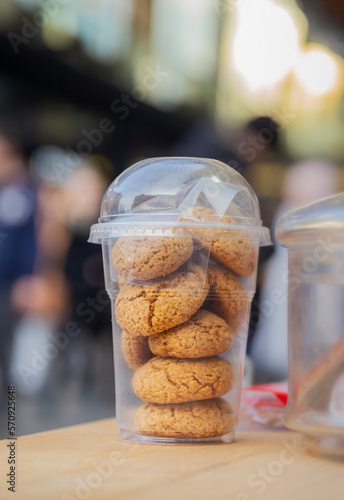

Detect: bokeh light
[232,0,300,90]
[294,46,339,96]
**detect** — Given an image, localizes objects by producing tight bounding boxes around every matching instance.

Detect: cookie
[121,330,153,370]
[148,309,233,358]
[135,398,235,438]
[297,335,344,411]
[205,262,249,334]
[114,265,209,336]
[207,262,245,296]
[111,236,193,281]
[207,299,249,336]
[132,355,235,404]
[180,207,257,278]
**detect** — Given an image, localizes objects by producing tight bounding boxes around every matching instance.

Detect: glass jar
[277,193,344,456]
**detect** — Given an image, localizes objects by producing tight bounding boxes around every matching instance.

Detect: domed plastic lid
[277,193,344,246]
[89,157,271,244]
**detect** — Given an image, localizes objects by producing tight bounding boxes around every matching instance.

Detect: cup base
[118,428,235,445]
[304,434,344,459]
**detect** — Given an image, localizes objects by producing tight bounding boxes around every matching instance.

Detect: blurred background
[1,0,344,436]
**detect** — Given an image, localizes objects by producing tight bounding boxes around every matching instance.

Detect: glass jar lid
[277,193,344,246]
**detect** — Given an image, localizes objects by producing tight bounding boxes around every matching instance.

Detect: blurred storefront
[0,0,344,187]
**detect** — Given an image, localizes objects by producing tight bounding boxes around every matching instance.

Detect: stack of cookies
[111,210,257,439]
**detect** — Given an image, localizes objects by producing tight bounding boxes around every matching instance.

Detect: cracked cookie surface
[180,206,257,278]
[111,236,193,280]
[114,265,209,336]
[121,330,153,370]
[135,398,235,438]
[132,355,235,404]
[149,309,233,358]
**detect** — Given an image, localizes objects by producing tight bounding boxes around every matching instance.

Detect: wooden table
[1,418,343,500]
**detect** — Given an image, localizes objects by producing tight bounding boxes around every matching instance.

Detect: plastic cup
[89,157,271,444]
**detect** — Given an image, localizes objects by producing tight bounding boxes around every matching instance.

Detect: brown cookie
[121,330,153,370]
[297,335,344,411]
[180,207,257,278]
[207,299,249,336]
[132,355,235,404]
[114,265,209,336]
[149,309,233,358]
[207,262,245,296]
[111,236,193,281]
[205,262,249,334]
[135,398,235,438]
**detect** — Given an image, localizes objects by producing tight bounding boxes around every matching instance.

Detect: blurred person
[57,158,113,393]
[234,116,288,347]
[29,145,77,270]
[250,159,339,383]
[9,152,113,405]
[236,116,286,231]
[237,116,280,167]
[0,134,37,401]
[172,119,241,172]
[8,147,71,397]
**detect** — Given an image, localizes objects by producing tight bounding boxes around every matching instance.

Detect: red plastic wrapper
[239,382,289,430]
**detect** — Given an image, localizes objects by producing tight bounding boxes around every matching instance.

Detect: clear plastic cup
[89,157,271,444]
[277,193,344,457]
